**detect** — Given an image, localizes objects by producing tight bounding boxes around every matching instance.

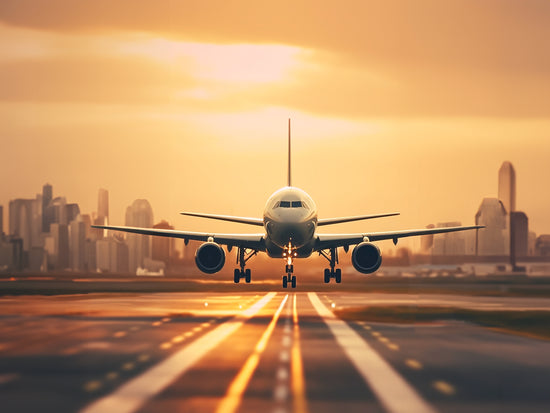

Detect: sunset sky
[1,1,549,251]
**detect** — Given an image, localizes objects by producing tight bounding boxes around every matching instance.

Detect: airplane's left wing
[315,225,483,250]
[91,225,265,250]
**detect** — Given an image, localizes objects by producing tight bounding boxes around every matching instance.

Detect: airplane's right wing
[315,225,483,250]
[91,225,265,250]
[317,212,400,226]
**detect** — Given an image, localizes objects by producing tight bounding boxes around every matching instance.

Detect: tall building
[510,212,528,258]
[0,205,3,236]
[498,161,516,213]
[152,220,174,268]
[42,183,54,232]
[66,203,81,224]
[125,199,153,273]
[69,216,86,271]
[432,222,466,256]
[97,188,109,224]
[48,223,69,270]
[9,199,35,251]
[475,198,508,256]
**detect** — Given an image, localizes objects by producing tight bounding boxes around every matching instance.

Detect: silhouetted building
[152,220,174,267]
[432,222,466,256]
[48,223,69,270]
[98,188,109,223]
[0,205,3,236]
[66,203,81,224]
[9,198,36,251]
[420,224,435,253]
[42,183,54,232]
[69,216,86,271]
[510,212,528,258]
[125,199,153,273]
[96,237,129,273]
[535,235,550,257]
[528,231,537,256]
[498,161,516,214]
[475,198,508,256]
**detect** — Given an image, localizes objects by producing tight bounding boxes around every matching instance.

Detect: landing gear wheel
[285,264,294,273]
[282,275,288,288]
[234,269,241,284]
[245,269,251,283]
[335,268,342,284]
[324,269,331,284]
[291,275,297,288]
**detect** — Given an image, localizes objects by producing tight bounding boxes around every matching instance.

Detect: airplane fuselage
[263,187,318,258]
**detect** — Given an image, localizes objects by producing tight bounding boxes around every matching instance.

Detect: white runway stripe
[80,292,277,413]
[307,293,437,413]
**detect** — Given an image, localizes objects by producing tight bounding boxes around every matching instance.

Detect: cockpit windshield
[276,200,308,209]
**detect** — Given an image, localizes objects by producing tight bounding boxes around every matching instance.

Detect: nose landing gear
[282,241,297,288]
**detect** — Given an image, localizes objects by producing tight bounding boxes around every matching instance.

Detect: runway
[1,291,550,413]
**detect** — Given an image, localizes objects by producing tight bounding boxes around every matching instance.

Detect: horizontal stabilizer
[317,212,400,226]
[180,212,264,226]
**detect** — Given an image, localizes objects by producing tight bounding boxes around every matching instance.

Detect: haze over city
[1,0,550,242]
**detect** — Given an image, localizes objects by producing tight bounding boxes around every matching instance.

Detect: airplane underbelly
[265,220,315,249]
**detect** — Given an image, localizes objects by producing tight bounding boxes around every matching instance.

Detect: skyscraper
[97,188,109,224]
[0,205,3,236]
[152,220,174,268]
[125,199,153,273]
[498,161,516,213]
[475,198,508,256]
[42,183,54,233]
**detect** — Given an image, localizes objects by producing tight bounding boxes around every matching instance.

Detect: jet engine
[195,242,225,274]
[351,242,382,274]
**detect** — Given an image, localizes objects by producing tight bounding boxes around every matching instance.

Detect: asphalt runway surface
[1,291,550,413]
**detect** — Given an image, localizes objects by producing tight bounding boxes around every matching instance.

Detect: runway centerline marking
[308,292,437,413]
[80,292,276,413]
[291,293,308,413]
[215,294,289,413]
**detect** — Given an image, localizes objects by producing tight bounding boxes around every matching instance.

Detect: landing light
[331,303,336,308]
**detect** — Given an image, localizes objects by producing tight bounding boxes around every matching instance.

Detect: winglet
[288,118,292,187]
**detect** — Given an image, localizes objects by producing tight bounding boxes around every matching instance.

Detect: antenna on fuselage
[287,118,292,187]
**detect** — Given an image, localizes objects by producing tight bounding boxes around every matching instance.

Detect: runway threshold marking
[215,294,289,413]
[80,292,277,413]
[292,294,308,413]
[308,292,438,413]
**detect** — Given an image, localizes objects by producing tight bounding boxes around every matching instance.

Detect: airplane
[92,120,483,288]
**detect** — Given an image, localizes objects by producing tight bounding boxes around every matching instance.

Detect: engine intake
[195,242,225,274]
[351,242,382,274]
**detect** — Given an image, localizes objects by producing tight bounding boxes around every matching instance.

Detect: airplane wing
[180,212,264,226]
[317,212,400,226]
[315,225,483,250]
[91,225,265,250]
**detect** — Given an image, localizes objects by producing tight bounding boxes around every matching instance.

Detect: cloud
[1,1,550,116]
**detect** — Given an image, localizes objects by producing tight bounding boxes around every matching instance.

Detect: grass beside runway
[335,306,550,340]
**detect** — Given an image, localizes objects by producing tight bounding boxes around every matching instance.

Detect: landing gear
[320,247,342,284]
[234,248,256,284]
[282,241,297,289]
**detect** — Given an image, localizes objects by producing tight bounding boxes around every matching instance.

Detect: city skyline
[1,1,550,244]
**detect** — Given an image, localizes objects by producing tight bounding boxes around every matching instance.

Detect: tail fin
[287,118,292,187]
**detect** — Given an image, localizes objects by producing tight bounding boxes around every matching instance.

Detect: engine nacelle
[195,242,225,274]
[351,242,382,274]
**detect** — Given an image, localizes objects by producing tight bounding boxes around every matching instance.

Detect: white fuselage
[263,187,318,258]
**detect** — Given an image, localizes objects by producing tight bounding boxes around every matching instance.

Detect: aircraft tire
[245,269,251,283]
[291,275,296,288]
[324,269,330,284]
[282,275,288,288]
[234,269,241,284]
[335,268,342,284]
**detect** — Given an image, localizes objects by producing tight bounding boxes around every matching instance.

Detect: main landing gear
[282,241,297,288]
[233,247,257,284]
[320,247,342,284]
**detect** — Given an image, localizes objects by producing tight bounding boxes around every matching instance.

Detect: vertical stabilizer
[288,118,292,187]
